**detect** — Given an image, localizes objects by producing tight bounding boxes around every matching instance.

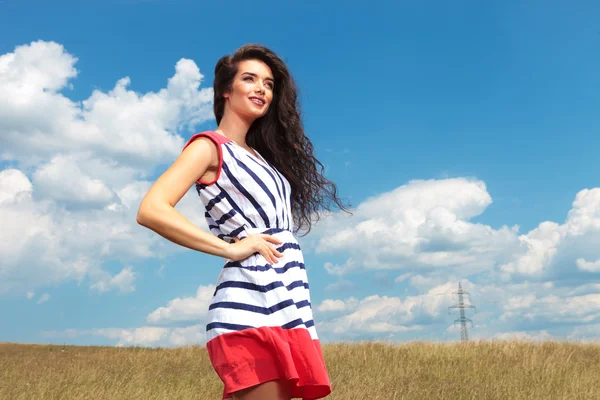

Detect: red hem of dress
[207,326,331,399]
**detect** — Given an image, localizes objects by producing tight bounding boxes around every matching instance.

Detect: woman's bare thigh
[232,379,290,400]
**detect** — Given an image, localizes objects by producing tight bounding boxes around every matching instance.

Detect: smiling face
[223,59,275,122]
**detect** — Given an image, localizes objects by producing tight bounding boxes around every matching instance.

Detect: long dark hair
[213,43,350,235]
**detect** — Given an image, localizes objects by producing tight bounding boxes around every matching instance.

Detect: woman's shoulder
[182,130,232,151]
[179,131,232,186]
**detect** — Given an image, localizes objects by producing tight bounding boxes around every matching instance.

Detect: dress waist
[237,226,294,240]
[222,226,299,264]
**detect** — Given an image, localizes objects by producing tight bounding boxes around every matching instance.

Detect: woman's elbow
[136,209,147,227]
[136,199,154,227]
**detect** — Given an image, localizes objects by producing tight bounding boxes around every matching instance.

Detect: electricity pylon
[448,282,476,341]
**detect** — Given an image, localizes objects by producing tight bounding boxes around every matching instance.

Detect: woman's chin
[247,109,268,120]
[234,107,269,122]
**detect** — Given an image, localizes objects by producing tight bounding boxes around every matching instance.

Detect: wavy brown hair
[213,43,350,235]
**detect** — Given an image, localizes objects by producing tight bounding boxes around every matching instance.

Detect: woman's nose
[254,81,265,93]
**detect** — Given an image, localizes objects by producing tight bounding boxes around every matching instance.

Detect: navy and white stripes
[185,132,317,343]
[205,227,316,342]
[196,141,294,243]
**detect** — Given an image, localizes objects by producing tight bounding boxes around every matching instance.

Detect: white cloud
[314,179,600,293]
[146,285,215,324]
[0,40,213,294]
[324,280,357,293]
[315,178,520,275]
[499,222,561,277]
[0,41,212,168]
[316,282,458,339]
[167,324,206,346]
[503,294,537,311]
[90,266,136,294]
[394,273,413,283]
[97,327,169,346]
[318,298,354,313]
[0,168,32,204]
[408,274,457,292]
[499,188,600,280]
[32,154,117,207]
[315,279,600,342]
[37,293,50,304]
[26,291,34,299]
[43,279,600,345]
[499,293,600,324]
[576,258,600,272]
[0,169,90,292]
[323,258,357,276]
[567,324,600,343]
[0,167,205,294]
[42,324,206,347]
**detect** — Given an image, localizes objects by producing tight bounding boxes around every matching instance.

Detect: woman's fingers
[231,233,284,264]
[270,245,283,259]
[266,244,279,264]
[260,246,277,264]
[262,234,283,245]
[258,243,281,264]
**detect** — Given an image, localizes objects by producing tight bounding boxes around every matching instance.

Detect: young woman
[137,44,348,400]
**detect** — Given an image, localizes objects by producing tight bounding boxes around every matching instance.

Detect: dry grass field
[1,340,599,399]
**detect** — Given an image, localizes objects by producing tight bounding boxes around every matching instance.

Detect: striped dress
[183,131,331,400]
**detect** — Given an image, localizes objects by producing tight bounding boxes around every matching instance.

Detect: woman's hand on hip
[226,234,284,264]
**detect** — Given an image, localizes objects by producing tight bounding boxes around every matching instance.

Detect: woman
[137,44,348,400]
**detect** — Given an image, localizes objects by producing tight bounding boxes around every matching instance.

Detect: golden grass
[1,340,599,399]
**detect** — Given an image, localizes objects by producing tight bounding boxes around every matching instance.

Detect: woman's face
[224,59,274,122]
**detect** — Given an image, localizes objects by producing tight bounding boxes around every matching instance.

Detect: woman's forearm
[137,201,230,259]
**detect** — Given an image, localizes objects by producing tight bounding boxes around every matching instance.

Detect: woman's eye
[244,76,253,82]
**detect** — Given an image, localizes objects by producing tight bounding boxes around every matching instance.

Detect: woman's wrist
[217,240,233,259]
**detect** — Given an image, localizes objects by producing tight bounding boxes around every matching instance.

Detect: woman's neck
[216,112,253,148]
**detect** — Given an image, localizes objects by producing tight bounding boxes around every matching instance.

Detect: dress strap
[182,131,232,150]
[182,131,232,185]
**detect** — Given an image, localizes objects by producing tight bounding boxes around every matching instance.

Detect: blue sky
[1,0,600,346]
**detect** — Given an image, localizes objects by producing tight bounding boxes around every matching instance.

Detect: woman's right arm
[136,137,283,263]
[136,137,231,257]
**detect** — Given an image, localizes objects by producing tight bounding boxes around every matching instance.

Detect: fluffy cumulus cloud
[316,283,454,341]
[314,178,520,276]
[314,278,600,343]
[0,40,212,167]
[310,287,538,343]
[310,180,600,342]
[314,179,600,284]
[146,285,215,324]
[576,258,600,272]
[43,285,215,346]
[497,188,600,283]
[0,41,212,294]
